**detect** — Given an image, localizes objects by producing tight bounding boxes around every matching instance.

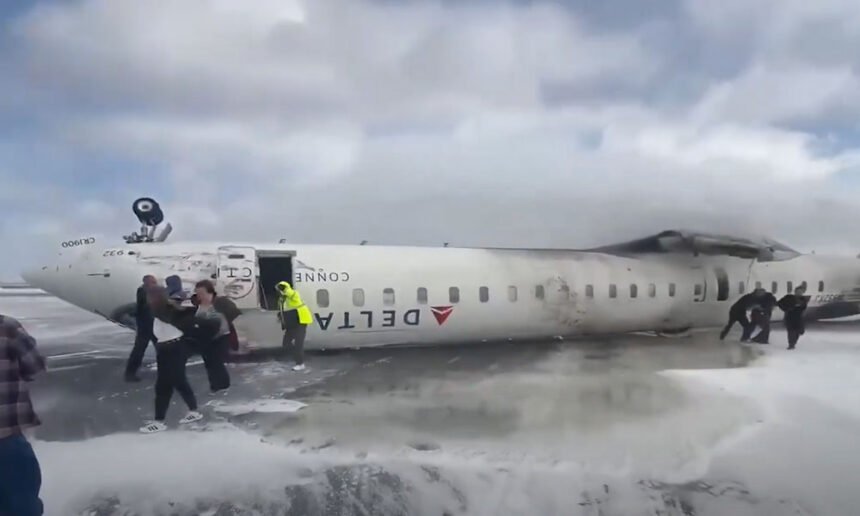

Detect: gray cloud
[2,0,860,279]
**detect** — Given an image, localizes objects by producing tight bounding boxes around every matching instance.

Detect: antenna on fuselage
[124,197,171,244]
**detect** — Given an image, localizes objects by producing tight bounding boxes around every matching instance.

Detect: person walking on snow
[779,285,810,350]
[139,286,205,434]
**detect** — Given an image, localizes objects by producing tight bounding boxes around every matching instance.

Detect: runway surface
[2,294,859,515]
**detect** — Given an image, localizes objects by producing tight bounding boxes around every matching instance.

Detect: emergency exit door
[216,246,259,309]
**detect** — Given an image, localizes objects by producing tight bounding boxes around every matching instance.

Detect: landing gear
[124,197,173,244]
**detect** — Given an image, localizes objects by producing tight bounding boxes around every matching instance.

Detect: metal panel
[217,246,259,309]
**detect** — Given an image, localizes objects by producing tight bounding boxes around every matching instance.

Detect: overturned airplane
[22,199,860,349]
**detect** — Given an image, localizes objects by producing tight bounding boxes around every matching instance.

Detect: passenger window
[508,286,518,302]
[648,283,656,298]
[609,284,617,298]
[668,283,676,297]
[449,287,460,303]
[630,284,638,298]
[694,284,703,296]
[818,281,825,293]
[772,282,778,294]
[383,288,395,306]
[800,281,807,291]
[738,282,745,294]
[479,286,489,303]
[715,267,729,301]
[560,284,570,298]
[317,289,330,308]
[585,285,594,298]
[787,281,793,293]
[417,287,428,304]
[535,285,545,300]
[352,288,365,307]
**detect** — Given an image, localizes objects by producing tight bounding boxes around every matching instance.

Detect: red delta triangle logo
[430,306,454,326]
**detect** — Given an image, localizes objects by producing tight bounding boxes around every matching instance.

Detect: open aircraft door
[216,246,260,310]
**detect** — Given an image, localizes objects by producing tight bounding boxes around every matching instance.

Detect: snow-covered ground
[3,294,859,515]
[663,333,860,516]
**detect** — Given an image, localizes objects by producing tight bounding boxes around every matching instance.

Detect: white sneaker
[292,364,306,372]
[179,411,204,424]
[140,421,167,434]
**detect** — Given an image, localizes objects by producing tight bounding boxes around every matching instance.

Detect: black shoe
[124,373,142,383]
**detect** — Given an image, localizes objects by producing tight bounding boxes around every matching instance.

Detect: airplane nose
[21,264,53,294]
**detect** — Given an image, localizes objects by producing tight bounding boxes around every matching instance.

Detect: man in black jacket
[125,275,158,382]
[720,291,757,341]
[750,289,779,344]
[779,285,809,350]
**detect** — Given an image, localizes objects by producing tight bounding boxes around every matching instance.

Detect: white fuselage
[22,241,860,349]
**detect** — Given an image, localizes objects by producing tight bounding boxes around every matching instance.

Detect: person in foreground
[277,281,312,371]
[0,313,46,516]
[140,286,203,434]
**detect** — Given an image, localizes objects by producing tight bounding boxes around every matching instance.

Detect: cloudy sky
[2,0,860,279]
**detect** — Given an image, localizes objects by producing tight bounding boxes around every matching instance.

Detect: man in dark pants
[125,275,158,382]
[191,280,241,393]
[779,285,810,350]
[720,291,757,341]
[277,281,312,372]
[0,314,46,516]
[750,289,778,344]
[140,286,201,433]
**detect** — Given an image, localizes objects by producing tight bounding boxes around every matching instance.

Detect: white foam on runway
[31,329,860,515]
[36,427,317,515]
[659,330,860,516]
[10,293,860,515]
[206,398,308,415]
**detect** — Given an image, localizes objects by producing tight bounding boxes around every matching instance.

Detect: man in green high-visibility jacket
[276,281,312,371]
